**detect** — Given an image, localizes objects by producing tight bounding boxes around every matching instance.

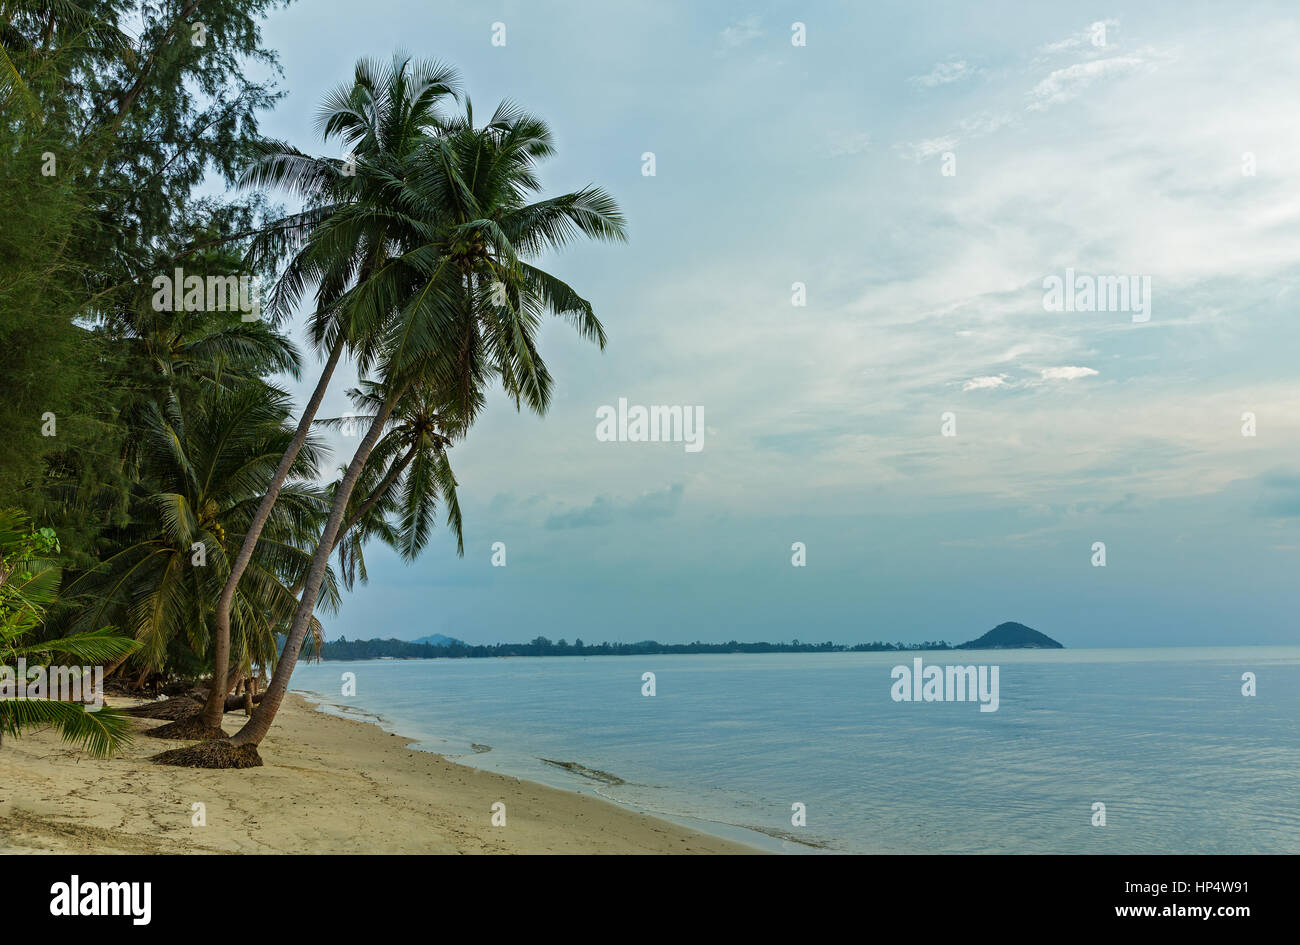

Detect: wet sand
[0,693,761,854]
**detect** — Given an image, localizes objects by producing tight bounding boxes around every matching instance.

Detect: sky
[247,1,1300,648]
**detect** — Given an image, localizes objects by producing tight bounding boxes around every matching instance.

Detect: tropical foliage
[64,385,339,680]
[2,4,625,761]
[0,509,137,756]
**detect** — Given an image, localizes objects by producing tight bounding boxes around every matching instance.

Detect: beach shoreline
[290,687,802,854]
[0,693,763,854]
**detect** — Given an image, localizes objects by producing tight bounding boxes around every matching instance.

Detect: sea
[289,647,1300,854]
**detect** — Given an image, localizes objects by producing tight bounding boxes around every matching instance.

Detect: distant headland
[315,622,1063,660]
[955,622,1064,650]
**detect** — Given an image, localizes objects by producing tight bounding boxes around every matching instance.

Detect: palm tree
[36,247,301,593]
[325,379,466,584]
[0,510,137,757]
[209,96,626,759]
[274,379,465,597]
[104,249,303,469]
[199,55,461,729]
[66,384,338,736]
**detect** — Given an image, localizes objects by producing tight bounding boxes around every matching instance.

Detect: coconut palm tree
[324,379,466,585]
[66,384,338,736]
[205,97,626,760]
[198,54,462,730]
[35,246,301,591]
[275,379,465,597]
[104,249,302,466]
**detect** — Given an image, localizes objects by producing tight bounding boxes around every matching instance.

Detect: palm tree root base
[143,717,230,740]
[151,740,263,768]
[127,698,203,719]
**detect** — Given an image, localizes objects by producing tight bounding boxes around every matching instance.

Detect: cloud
[911,58,974,88]
[545,484,685,530]
[899,25,1157,159]
[900,135,957,161]
[1026,55,1151,111]
[1040,366,1099,381]
[449,13,1300,524]
[963,375,1010,391]
[900,112,1013,164]
[1037,19,1120,57]
[718,16,762,53]
[957,111,1014,136]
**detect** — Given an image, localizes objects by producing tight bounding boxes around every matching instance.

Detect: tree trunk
[284,443,419,598]
[199,336,345,729]
[221,691,264,711]
[230,387,402,747]
[336,443,418,549]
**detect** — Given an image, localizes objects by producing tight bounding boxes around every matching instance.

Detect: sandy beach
[0,693,759,854]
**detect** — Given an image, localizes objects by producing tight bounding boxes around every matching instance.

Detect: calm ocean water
[290,647,1300,854]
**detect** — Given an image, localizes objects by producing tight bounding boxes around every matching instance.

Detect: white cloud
[455,15,1300,521]
[911,59,974,88]
[1026,54,1152,111]
[718,16,762,53]
[958,111,1014,136]
[963,375,1011,391]
[897,113,1011,166]
[1040,366,1099,381]
[1037,19,1121,58]
[900,135,957,161]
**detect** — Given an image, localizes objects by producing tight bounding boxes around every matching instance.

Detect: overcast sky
[253,1,1300,647]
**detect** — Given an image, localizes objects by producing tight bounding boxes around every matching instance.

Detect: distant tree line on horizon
[315,636,958,660]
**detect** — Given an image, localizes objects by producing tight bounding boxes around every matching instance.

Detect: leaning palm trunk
[280,443,418,599]
[334,443,418,551]
[199,336,345,729]
[229,388,400,747]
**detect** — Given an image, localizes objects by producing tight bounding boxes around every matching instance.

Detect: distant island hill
[314,622,1064,660]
